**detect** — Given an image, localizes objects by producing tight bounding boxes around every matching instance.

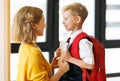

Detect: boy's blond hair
[62,2,88,22]
[11,6,43,43]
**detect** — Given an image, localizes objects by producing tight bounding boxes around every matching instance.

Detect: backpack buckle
[98,68,101,72]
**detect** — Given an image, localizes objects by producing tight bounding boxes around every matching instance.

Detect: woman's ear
[76,16,81,23]
[30,22,35,29]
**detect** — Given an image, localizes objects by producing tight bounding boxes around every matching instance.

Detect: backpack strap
[71,32,90,59]
[70,32,93,81]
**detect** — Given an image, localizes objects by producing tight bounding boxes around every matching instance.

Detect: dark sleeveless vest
[59,39,82,81]
[59,32,92,81]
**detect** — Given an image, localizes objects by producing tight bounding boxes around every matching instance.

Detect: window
[96,0,120,78]
[106,0,120,40]
[10,0,120,80]
[105,0,120,77]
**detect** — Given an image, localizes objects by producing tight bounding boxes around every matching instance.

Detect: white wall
[0,0,10,81]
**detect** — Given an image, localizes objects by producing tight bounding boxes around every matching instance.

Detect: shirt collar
[70,29,83,40]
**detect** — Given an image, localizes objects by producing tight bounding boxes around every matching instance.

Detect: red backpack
[71,32,106,81]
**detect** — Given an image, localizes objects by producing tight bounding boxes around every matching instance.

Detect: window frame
[95,0,120,48]
[95,0,120,77]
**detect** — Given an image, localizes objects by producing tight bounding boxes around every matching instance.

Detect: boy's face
[62,10,79,32]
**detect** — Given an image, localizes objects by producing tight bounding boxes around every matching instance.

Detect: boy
[58,2,94,81]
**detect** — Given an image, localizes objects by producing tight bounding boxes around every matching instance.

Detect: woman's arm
[49,61,69,81]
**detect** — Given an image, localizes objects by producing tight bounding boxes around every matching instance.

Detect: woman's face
[33,14,46,36]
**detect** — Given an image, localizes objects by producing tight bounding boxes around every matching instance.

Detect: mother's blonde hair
[11,6,43,43]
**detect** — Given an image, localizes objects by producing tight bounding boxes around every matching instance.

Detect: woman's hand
[56,48,62,57]
[59,61,69,73]
[61,51,72,62]
[51,48,62,69]
[51,56,58,69]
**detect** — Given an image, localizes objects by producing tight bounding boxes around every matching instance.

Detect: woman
[11,6,69,81]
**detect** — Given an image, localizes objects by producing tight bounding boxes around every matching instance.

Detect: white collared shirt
[68,29,94,64]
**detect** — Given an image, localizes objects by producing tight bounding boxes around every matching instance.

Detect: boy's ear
[76,16,81,23]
